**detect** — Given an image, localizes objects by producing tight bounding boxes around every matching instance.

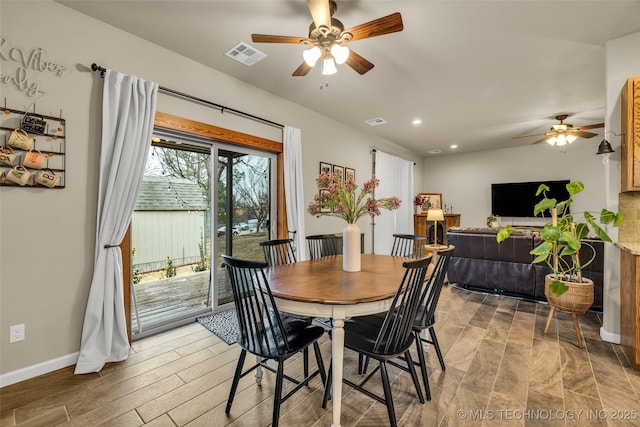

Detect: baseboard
[0,352,78,388]
[600,327,621,344]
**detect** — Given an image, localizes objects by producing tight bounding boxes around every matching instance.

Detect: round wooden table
[265,254,409,427]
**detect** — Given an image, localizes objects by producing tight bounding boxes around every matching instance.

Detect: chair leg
[226,349,247,413]
[322,359,333,408]
[379,361,398,427]
[404,350,425,404]
[358,354,370,375]
[272,361,285,427]
[312,341,327,384]
[413,331,431,401]
[303,347,309,385]
[429,326,446,371]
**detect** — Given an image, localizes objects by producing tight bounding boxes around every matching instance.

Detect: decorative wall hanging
[0,105,66,188]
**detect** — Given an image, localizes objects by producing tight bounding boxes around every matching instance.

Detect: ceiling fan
[513,114,605,146]
[251,0,403,76]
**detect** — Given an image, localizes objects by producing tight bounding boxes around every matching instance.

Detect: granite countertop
[615,242,640,255]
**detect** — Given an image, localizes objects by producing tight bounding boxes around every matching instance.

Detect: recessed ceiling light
[427,149,442,154]
[450,144,458,149]
[412,119,422,125]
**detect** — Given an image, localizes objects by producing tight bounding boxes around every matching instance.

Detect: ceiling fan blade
[575,122,604,131]
[346,50,374,75]
[571,131,598,138]
[345,12,404,42]
[292,62,313,77]
[512,133,545,139]
[307,0,331,30]
[531,137,550,145]
[251,34,306,44]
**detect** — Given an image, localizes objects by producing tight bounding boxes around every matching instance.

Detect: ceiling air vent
[224,42,266,66]
[365,117,387,126]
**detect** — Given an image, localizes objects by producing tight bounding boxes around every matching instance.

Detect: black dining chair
[260,238,297,266]
[222,255,327,427]
[358,246,455,401]
[306,234,339,260]
[321,255,433,427]
[390,233,430,258]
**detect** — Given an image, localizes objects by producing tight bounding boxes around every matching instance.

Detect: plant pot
[544,274,594,315]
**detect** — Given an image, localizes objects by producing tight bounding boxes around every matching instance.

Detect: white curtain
[373,150,414,254]
[283,126,307,260]
[75,70,158,374]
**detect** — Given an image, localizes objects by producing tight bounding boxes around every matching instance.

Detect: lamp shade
[596,139,615,154]
[426,209,444,221]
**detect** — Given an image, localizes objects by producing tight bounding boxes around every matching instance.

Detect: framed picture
[320,162,332,175]
[417,192,442,213]
[332,164,344,182]
[345,167,355,181]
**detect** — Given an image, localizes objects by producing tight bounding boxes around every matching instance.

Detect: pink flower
[308,173,401,224]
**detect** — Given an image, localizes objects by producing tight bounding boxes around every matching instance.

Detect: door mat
[196,310,238,345]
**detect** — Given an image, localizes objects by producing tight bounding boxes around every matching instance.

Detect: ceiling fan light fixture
[322,57,337,75]
[556,134,567,146]
[331,43,349,64]
[566,134,577,144]
[546,136,557,146]
[303,46,322,67]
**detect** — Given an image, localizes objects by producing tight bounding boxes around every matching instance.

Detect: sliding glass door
[130,131,275,337]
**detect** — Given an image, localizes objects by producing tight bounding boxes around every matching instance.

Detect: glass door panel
[130,141,212,336]
[215,149,272,308]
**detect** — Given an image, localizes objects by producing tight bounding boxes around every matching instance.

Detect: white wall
[0,1,422,384]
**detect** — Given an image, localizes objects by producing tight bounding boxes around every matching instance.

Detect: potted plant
[496,181,623,346]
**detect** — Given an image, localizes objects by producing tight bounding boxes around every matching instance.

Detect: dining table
[264,253,409,427]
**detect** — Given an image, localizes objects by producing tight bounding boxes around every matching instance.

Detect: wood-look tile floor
[2,284,640,427]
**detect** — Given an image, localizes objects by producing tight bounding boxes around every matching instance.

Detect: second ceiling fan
[251,0,403,76]
[513,114,604,146]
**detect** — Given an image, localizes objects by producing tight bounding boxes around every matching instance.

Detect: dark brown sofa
[446,227,604,311]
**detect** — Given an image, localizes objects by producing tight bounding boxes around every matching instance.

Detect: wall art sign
[0,36,71,100]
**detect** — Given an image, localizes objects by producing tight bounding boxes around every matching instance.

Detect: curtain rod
[90,63,284,130]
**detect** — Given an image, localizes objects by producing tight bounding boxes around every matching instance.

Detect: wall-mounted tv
[491,180,570,217]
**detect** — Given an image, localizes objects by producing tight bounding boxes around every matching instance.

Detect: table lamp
[427,208,445,247]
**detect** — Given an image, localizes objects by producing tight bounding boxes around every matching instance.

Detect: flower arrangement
[308,172,401,224]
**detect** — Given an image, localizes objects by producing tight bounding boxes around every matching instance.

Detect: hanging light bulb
[322,57,337,75]
[546,136,557,146]
[556,134,567,146]
[303,46,321,66]
[566,134,577,144]
[330,43,350,64]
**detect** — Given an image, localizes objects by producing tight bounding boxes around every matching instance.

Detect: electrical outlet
[9,324,25,343]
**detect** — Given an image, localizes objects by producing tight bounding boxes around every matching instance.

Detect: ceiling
[58,1,640,157]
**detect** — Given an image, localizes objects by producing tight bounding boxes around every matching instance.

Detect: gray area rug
[196,310,238,344]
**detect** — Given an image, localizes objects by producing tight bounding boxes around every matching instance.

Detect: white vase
[343,223,361,272]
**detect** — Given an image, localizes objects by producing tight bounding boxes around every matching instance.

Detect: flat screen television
[491,180,570,217]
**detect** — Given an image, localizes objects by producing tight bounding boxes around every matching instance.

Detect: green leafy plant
[163,256,176,278]
[193,230,210,272]
[497,181,623,297]
[132,248,141,285]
